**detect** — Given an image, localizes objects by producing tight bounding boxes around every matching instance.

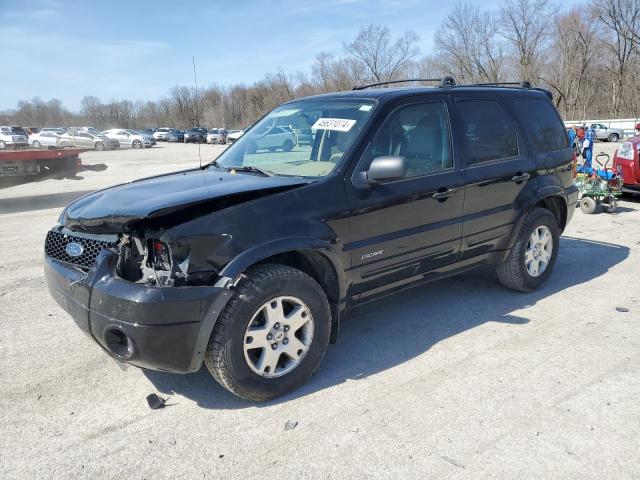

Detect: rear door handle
[432,188,457,200]
[511,172,530,183]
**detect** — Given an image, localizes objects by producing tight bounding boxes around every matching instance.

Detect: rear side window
[457,99,518,165]
[513,98,568,153]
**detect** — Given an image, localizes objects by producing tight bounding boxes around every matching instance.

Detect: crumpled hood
[62,168,310,232]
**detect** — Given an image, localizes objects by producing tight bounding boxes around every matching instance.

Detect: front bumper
[44,252,233,373]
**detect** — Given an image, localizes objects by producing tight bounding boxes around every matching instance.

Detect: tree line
[2,0,640,130]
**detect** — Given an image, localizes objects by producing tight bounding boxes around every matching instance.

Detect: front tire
[95,141,105,151]
[608,133,619,142]
[32,140,41,149]
[204,264,331,401]
[132,139,142,149]
[496,208,560,292]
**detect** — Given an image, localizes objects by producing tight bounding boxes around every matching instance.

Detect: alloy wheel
[243,296,314,378]
[524,225,553,277]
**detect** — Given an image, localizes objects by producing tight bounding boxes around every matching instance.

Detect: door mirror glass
[365,156,408,183]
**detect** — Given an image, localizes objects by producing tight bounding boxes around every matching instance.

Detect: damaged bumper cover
[44,250,234,373]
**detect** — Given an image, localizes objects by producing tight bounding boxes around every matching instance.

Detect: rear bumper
[565,184,579,226]
[44,252,233,373]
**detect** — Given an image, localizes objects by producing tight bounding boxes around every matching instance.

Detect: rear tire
[282,139,294,151]
[204,264,331,401]
[580,196,599,214]
[0,140,6,150]
[496,208,560,292]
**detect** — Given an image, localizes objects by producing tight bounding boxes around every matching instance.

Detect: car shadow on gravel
[143,236,629,409]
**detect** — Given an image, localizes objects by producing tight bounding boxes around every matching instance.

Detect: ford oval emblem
[65,242,84,257]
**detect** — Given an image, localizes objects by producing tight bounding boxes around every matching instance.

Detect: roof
[289,85,551,105]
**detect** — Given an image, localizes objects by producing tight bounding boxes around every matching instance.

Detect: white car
[103,129,154,148]
[226,129,245,144]
[29,131,62,149]
[206,128,225,144]
[0,126,29,150]
[252,126,295,151]
[153,127,173,141]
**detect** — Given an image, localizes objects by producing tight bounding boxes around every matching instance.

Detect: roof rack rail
[352,76,456,91]
[467,81,532,88]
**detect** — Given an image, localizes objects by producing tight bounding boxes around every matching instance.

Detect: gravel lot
[1,142,639,479]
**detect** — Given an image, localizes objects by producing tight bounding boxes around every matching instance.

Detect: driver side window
[363,101,453,178]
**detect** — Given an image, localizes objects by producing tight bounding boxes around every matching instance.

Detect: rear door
[454,95,533,259]
[346,96,465,297]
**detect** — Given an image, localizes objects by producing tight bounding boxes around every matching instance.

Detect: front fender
[217,236,347,301]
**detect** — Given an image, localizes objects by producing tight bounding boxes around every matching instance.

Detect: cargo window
[513,98,568,153]
[457,99,518,165]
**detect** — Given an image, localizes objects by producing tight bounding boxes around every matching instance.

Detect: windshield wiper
[229,165,274,177]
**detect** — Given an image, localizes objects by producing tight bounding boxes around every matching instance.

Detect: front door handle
[432,188,457,200]
[511,172,530,183]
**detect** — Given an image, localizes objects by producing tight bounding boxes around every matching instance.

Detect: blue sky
[1,0,560,111]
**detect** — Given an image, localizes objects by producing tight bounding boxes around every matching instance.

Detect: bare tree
[544,8,601,118]
[592,0,640,116]
[344,24,420,83]
[500,0,554,81]
[435,3,506,82]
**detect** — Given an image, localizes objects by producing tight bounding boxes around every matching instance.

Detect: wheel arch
[504,188,568,254]
[217,237,347,303]
[217,238,347,343]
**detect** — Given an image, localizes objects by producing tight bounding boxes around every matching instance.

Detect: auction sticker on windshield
[312,118,357,132]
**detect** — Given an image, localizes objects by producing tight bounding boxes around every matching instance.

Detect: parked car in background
[0,126,29,150]
[29,131,62,149]
[41,127,67,134]
[153,128,173,141]
[249,125,296,152]
[226,129,244,144]
[184,127,208,143]
[614,136,640,192]
[58,128,119,150]
[206,128,226,144]
[166,129,184,142]
[590,123,625,142]
[103,129,155,148]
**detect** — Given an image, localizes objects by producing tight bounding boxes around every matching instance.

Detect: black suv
[44,78,578,401]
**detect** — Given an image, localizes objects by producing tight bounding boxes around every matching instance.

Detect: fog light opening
[105,328,134,359]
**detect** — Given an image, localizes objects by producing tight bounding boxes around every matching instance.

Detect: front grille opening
[45,230,117,270]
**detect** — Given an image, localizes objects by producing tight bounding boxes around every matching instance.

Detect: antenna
[192,56,202,168]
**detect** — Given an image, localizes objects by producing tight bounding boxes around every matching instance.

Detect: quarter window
[364,101,453,178]
[513,98,569,153]
[457,99,518,165]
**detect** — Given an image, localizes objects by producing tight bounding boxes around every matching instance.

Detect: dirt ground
[1,141,639,479]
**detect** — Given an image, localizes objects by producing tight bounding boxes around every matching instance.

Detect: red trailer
[0,148,88,186]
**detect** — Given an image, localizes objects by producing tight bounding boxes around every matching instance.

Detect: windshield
[214,99,376,177]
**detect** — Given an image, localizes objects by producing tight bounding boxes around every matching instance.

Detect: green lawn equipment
[575,152,623,214]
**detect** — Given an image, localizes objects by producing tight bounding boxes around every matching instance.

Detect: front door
[346,97,465,298]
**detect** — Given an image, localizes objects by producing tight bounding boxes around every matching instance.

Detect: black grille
[45,230,117,270]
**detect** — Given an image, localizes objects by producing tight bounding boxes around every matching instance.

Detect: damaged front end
[114,230,233,288]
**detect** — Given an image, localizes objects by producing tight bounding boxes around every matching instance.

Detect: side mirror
[363,156,408,184]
